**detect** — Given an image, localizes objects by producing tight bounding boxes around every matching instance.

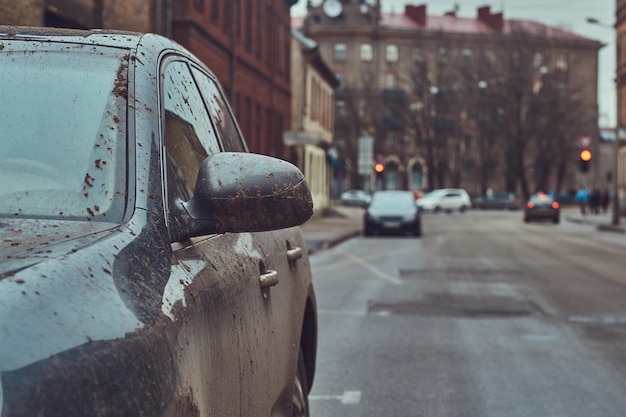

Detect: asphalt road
[308,209,626,417]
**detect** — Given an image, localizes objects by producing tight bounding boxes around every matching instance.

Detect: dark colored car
[364,190,422,236]
[474,191,519,210]
[0,27,317,417]
[524,193,560,223]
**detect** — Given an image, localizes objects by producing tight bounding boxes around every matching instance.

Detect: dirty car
[0,27,317,417]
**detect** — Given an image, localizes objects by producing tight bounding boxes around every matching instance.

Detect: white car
[417,188,471,213]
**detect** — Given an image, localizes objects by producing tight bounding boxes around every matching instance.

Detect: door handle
[259,270,279,289]
[287,246,304,262]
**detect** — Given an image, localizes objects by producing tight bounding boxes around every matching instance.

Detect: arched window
[410,162,424,190]
[385,161,399,190]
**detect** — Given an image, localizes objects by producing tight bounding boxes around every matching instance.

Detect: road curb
[306,230,361,255]
[597,224,626,234]
[564,216,626,233]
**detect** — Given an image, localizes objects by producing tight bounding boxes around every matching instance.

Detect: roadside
[299,205,362,255]
[300,204,626,256]
[561,207,626,234]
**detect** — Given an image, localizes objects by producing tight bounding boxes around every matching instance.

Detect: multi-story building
[171,0,295,160]
[296,0,603,199]
[1,0,296,161]
[289,29,339,215]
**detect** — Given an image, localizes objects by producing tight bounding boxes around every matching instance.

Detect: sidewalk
[299,205,362,255]
[561,207,626,234]
[299,205,626,255]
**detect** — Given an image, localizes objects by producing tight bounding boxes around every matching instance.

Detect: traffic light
[374,163,385,174]
[579,149,592,173]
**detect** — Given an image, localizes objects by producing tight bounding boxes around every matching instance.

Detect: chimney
[477,6,504,33]
[406,4,427,26]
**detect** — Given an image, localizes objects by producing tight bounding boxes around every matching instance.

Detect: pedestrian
[590,187,601,214]
[601,187,611,213]
[575,186,590,215]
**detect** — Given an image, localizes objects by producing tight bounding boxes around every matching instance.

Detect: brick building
[1,0,296,160]
[295,0,603,199]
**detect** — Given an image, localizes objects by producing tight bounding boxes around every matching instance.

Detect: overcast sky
[291,0,617,127]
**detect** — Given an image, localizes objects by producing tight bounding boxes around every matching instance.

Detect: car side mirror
[170,152,313,241]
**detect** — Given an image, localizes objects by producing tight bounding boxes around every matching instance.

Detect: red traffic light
[374,163,385,173]
[580,149,592,162]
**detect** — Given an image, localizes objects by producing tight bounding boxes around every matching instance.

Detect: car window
[372,192,414,208]
[162,60,221,207]
[191,66,247,152]
[530,194,552,203]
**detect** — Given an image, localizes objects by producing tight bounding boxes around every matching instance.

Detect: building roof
[292,28,340,88]
[292,6,601,45]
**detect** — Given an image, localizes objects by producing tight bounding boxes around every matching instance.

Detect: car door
[441,191,460,210]
[189,63,310,414]
[160,57,306,416]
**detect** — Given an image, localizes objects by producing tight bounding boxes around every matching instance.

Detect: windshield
[371,192,415,208]
[0,42,128,222]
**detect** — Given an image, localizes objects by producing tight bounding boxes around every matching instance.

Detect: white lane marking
[340,251,403,285]
[314,245,416,274]
[310,390,362,405]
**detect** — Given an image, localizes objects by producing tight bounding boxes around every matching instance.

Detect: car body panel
[0,27,316,417]
[474,191,519,210]
[417,188,471,212]
[340,189,371,207]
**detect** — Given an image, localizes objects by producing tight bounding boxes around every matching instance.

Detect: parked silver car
[340,189,372,207]
[0,27,317,417]
[474,191,520,210]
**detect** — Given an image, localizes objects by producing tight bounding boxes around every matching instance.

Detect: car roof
[0,26,142,47]
[0,26,196,60]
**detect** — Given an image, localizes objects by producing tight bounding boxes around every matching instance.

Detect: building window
[277,22,285,75]
[334,43,347,61]
[385,73,397,89]
[555,54,568,70]
[360,43,373,62]
[412,46,424,62]
[411,162,423,190]
[244,0,252,51]
[336,73,346,89]
[361,71,372,88]
[386,44,399,62]
[194,0,204,12]
[533,52,543,69]
[336,100,346,117]
[210,0,219,22]
[462,47,473,60]
[438,47,448,63]
[265,5,273,67]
